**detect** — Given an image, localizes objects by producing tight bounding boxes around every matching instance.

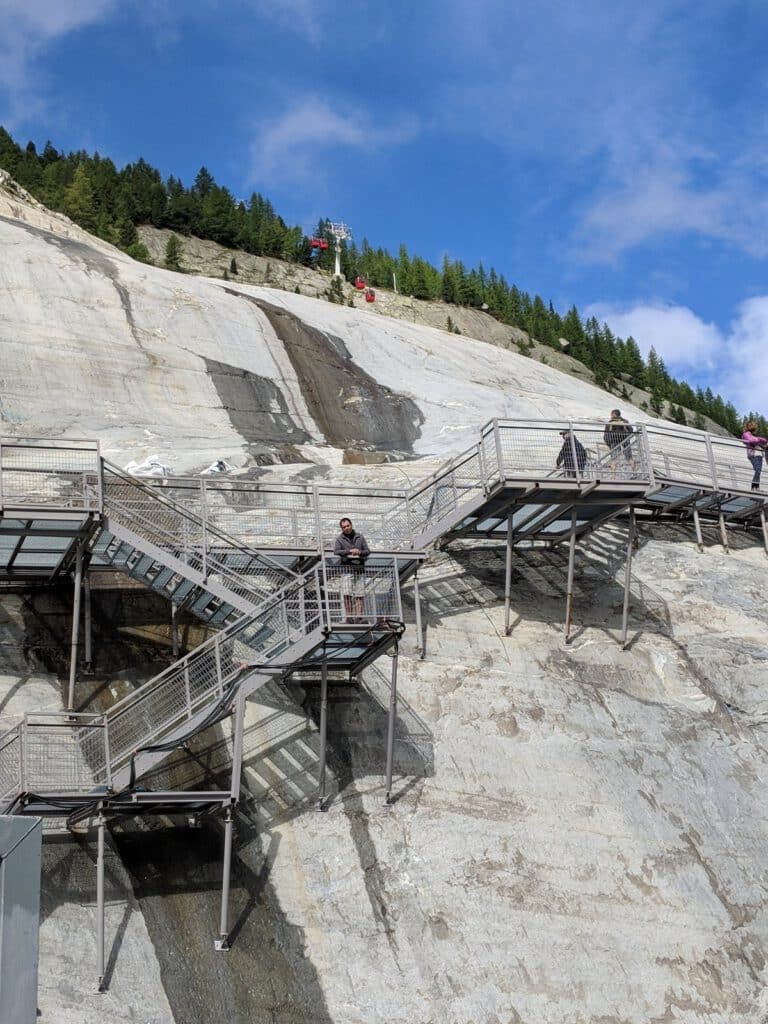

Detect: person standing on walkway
[334,518,370,621]
[603,409,635,473]
[742,420,768,491]
[556,429,588,479]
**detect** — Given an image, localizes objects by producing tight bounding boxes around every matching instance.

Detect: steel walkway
[0,418,765,974]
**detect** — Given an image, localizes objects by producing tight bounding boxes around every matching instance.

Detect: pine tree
[164,234,184,270]
[63,165,97,231]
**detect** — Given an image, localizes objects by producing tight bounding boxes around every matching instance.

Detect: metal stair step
[131,554,158,578]
[149,567,175,591]
[189,592,216,616]
[170,580,196,603]
[209,604,236,627]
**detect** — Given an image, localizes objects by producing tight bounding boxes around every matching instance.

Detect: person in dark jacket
[603,409,635,474]
[333,518,370,621]
[556,430,588,479]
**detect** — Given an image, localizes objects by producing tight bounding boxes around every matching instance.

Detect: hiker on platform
[742,420,768,491]
[334,518,370,621]
[604,408,635,474]
[556,429,588,480]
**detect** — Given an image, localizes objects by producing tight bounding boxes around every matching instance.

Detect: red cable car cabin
[319,239,329,250]
[310,237,321,248]
[365,288,376,303]
[354,276,366,290]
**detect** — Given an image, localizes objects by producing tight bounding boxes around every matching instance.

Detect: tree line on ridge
[0,127,763,437]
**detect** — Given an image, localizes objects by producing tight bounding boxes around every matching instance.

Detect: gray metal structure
[0,418,766,985]
[0,816,42,1023]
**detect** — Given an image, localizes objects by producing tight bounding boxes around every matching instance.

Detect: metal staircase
[2,419,767,975]
[97,462,295,625]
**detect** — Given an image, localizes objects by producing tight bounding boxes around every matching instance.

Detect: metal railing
[121,421,766,557]
[103,463,295,605]
[144,477,413,553]
[0,438,102,512]
[0,557,404,800]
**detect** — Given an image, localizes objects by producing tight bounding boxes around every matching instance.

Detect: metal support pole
[215,691,246,952]
[67,542,84,711]
[96,811,106,992]
[564,510,577,644]
[719,512,730,554]
[230,690,246,802]
[317,653,329,809]
[692,506,704,553]
[504,514,514,636]
[385,642,400,804]
[214,806,234,951]
[200,479,209,582]
[84,573,93,670]
[760,509,768,556]
[171,601,180,659]
[620,510,635,650]
[413,572,425,659]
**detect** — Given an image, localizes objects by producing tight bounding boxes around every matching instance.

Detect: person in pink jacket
[742,420,768,490]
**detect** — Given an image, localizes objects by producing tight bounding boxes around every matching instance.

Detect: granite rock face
[1,173,767,1023]
[1,172,660,473]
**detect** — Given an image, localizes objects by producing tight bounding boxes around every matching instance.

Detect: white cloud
[430,0,768,262]
[0,0,117,123]
[259,0,325,44]
[586,297,768,413]
[584,301,723,370]
[249,96,418,187]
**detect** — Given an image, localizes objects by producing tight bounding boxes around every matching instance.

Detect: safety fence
[0,438,101,511]
[102,463,295,605]
[0,557,403,803]
[125,421,766,554]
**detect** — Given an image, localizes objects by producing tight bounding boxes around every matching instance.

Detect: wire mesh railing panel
[1,442,101,511]
[405,448,485,539]
[105,641,225,773]
[644,427,715,488]
[323,562,402,624]
[104,468,292,606]
[21,715,106,794]
[0,728,21,805]
[480,426,503,487]
[157,481,319,550]
[709,437,762,492]
[102,570,325,778]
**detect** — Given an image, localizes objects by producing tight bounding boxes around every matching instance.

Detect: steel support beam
[67,542,84,711]
[504,514,514,636]
[620,510,635,650]
[214,806,234,951]
[692,506,704,553]
[564,510,578,644]
[413,572,425,660]
[317,653,329,809]
[96,811,106,992]
[171,601,180,659]
[385,642,400,804]
[84,573,93,670]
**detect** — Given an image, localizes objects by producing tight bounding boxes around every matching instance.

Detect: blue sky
[1,0,767,414]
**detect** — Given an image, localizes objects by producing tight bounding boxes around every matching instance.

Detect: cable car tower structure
[327,221,352,278]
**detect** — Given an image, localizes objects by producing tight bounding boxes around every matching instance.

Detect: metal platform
[2,418,767,981]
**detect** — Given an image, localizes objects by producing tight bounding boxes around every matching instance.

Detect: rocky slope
[1,171,768,1023]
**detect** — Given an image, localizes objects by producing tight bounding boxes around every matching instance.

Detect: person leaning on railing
[742,420,768,491]
[556,429,588,479]
[603,409,635,473]
[334,517,370,622]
